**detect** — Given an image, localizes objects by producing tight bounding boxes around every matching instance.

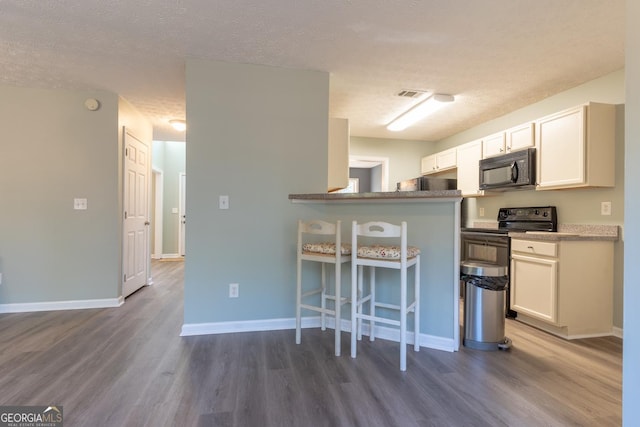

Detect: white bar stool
[296,219,351,356]
[350,220,420,371]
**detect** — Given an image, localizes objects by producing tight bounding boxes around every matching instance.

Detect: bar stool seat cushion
[303,242,352,255]
[357,244,420,260]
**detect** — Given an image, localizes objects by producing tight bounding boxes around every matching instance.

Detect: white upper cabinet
[506,122,535,153]
[328,118,350,192]
[421,147,457,175]
[482,123,535,159]
[482,132,506,158]
[456,139,484,197]
[536,103,615,190]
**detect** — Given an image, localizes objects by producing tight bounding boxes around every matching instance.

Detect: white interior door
[123,128,150,297]
[178,173,186,257]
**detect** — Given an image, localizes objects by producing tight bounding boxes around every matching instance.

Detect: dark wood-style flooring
[0,260,622,426]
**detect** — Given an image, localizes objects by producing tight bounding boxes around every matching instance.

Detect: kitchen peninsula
[289,190,463,352]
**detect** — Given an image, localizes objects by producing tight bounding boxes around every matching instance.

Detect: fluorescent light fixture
[387,93,455,132]
[169,119,187,131]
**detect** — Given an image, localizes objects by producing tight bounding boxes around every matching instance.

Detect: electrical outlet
[601,201,612,216]
[479,207,485,217]
[74,198,88,210]
[219,195,229,210]
[229,283,239,298]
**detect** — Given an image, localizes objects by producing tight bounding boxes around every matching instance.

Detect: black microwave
[479,147,536,191]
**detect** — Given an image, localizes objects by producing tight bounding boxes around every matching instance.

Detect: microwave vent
[396,89,426,98]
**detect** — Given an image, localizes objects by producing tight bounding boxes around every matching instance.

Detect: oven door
[461,233,509,266]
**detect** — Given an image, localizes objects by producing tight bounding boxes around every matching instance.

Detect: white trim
[180,316,455,352]
[152,168,164,259]
[613,326,623,339]
[161,253,182,259]
[349,155,390,191]
[0,296,125,314]
[178,172,186,257]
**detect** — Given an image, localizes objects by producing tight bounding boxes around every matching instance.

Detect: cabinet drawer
[511,239,557,257]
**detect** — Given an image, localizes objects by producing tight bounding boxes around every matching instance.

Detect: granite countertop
[472,222,619,241]
[288,190,462,203]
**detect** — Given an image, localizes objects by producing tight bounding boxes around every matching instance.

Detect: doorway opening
[349,155,390,192]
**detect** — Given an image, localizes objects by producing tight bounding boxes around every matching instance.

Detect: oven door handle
[510,161,519,183]
[461,231,508,238]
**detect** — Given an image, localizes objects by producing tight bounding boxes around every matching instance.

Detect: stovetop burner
[462,206,558,234]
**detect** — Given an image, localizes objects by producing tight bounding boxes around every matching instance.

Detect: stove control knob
[534,209,540,215]
[543,211,548,217]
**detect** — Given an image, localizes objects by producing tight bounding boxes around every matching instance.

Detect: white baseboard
[0,296,125,314]
[612,326,623,339]
[180,316,456,352]
[161,253,182,259]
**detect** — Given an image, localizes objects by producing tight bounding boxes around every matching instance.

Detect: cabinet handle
[527,246,534,250]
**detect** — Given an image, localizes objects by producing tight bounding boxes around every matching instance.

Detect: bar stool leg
[400,261,407,372]
[351,260,358,359]
[296,251,302,345]
[370,267,376,342]
[321,263,327,331]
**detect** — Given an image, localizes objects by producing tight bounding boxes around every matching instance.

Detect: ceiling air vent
[396,89,426,98]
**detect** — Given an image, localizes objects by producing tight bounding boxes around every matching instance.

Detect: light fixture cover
[387,93,454,132]
[169,119,187,131]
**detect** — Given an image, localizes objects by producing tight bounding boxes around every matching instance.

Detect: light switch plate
[74,198,88,210]
[219,195,229,210]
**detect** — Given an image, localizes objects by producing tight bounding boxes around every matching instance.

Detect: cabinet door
[456,140,483,196]
[482,132,506,158]
[536,106,586,189]
[506,122,535,152]
[421,154,438,175]
[436,148,457,170]
[511,253,558,323]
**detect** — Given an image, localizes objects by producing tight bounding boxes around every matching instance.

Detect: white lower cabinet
[510,238,613,339]
[511,252,558,323]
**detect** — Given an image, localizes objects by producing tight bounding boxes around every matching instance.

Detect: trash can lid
[461,261,507,277]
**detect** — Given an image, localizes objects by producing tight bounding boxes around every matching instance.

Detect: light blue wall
[0,86,150,304]
[152,141,186,255]
[302,201,460,339]
[184,59,329,324]
[623,0,640,423]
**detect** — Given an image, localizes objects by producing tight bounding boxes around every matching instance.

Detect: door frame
[152,168,164,259]
[349,155,390,191]
[178,172,186,257]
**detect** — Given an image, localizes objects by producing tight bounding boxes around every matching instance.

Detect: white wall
[623,0,640,423]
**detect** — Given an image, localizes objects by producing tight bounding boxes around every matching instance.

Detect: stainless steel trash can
[461,262,512,351]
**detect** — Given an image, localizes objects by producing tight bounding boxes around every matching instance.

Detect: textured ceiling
[0,0,625,142]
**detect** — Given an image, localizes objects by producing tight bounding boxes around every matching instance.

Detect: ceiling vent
[396,89,427,98]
